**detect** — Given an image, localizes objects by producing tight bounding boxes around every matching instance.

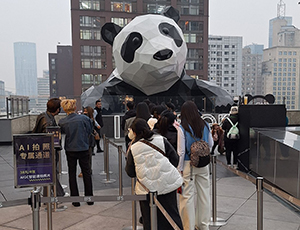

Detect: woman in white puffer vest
[125,118,183,230]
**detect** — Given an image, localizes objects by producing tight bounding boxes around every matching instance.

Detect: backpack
[226,118,240,139]
[189,133,210,168]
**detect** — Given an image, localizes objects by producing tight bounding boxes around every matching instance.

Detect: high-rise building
[36,70,50,113]
[13,42,38,97]
[268,17,292,48]
[208,35,243,97]
[70,0,209,99]
[262,47,300,109]
[242,44,264,96]
[49,46,73,99]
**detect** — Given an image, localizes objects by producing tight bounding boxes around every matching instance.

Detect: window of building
[82,73,105,84]
[224,45,229,48]
[111,18,131,27]
[79,0,104,10]
[51,58,56,65]
[279,58,282,62]
[232,52,235,55]
[80,29,101,40]
[188,48,203,59]
[80,16,103,28]
[279,51,282,55]
[145,3,166,13]
[283,51,287,55]
[81,58,106,69]
[288,51,292,56]
[81,45,106,57]
[293,51,297,55]
[184,34,202,43]
[111,1,134,12]
[180,5,197,15]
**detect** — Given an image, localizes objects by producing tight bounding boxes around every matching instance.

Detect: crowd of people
[34,97,239,230]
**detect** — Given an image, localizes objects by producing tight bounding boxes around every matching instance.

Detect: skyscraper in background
[208,35,243,97]
[242,44,264,97]
[14,42,38,97]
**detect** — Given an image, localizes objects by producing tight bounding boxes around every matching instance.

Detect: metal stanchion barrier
[150,192,158,230]
[29,188,41,230]
[46,186,53,230]
[101,136,116,184]
[210,155,227,226]
[256,177,263,230]
[123,178,143,230]
[59,150,68,175]
[118,145,124,196]
[100,135,112,176]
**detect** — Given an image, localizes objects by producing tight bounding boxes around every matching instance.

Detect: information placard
[13,134,55,188]
[46,126,61,149]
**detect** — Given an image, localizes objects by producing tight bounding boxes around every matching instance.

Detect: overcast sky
[0,0,299,93]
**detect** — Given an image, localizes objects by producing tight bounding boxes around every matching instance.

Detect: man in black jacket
[94,99,104,152]
[121,101,136,149]
[32,98,65,197]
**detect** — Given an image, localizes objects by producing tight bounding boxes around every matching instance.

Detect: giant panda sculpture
[82,6,233,113]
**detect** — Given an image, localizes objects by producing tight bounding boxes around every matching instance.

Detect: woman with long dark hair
[177,101,213,230]
[125,118,183,230]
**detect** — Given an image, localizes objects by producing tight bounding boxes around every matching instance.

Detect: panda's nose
[153,49,173,61]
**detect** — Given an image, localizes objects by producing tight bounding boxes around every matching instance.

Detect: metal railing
[6,95,30,118]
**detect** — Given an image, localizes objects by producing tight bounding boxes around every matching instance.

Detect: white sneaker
[64,192,70,197]
[233,164,238,169]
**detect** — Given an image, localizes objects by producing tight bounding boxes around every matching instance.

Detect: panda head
[101,7,187,95]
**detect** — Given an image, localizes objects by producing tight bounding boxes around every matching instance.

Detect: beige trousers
[179,161,210,230]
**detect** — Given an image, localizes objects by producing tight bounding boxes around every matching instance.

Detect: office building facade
[208,35,242,97]
[263,47,300,110]
[71,0,209,99]
[36,70,50,113]
[242,44,264,96]
[49,46,73,99]
[269,17,292,48]
[14,42,38,97]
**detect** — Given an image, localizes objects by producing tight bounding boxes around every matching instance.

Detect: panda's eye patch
[159,23,183,47]
[121,32,143,63]
[162,27,170,35]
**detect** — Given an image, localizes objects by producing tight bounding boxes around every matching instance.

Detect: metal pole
[122,178,143,230]
[118,145,123,196]
[46,185,53,230]
[149,192,158,230]
[31,189,41,230]
[101,136,115,184]
[100,135,107,175]
[256,177,263,230]
[6,97,9,118]
[210,155,227,226]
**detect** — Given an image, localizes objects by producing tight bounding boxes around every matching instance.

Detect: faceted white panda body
[112,14,187,95]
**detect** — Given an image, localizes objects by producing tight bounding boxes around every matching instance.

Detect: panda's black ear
[101,23,122,46]
[161,6,180,23]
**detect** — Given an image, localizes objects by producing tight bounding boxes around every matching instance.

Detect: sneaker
[97,148,104,153]
[233,164,238,169]
[64,192,70,197]
[78,172,83,178]
[92,152,95,156]
[72,202,80,207]
[87,202,94,205]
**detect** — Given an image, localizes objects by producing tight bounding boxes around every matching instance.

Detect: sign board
[46,126,61,149]
[13,134,55,188]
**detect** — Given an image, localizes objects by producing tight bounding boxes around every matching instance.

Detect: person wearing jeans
[59,99,94,207]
